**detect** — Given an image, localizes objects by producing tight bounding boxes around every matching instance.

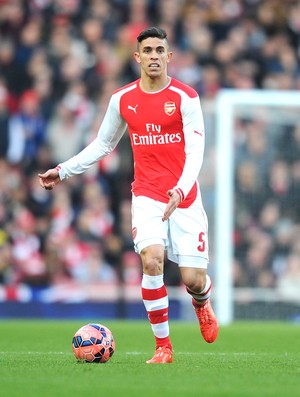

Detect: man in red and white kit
[39,27,219,364]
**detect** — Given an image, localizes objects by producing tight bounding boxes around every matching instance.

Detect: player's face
[134,37,172,79]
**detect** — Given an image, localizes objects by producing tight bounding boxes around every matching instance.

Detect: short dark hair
[137,27,167,43]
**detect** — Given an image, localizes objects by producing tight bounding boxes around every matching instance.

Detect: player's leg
[180,265,219,343]
[168,202,219,343]
[132,195,173,363]
[140,244,173,363]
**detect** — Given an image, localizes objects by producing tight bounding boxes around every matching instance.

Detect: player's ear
[134,51,141,64]
[167,51,173,63]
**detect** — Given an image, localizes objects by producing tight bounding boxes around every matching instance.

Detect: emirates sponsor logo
[164,102,176,116]
[132,132,181,145]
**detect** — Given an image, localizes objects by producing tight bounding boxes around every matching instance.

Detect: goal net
[210,89,300,325]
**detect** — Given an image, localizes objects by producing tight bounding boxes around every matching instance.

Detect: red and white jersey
[58,78,205,208]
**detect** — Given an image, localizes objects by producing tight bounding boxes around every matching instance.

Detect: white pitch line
[125,351,282,356]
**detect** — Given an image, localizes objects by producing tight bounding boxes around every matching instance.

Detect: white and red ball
[72,323,115,363]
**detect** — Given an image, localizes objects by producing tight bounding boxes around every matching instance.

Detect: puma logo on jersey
[128,105,138,114]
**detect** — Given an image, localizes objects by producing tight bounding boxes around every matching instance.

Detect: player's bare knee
[142,256,164,275]
[143,263,163,275]
[185,279,206,293]
[181,270,207,292]
[140,248,164,275]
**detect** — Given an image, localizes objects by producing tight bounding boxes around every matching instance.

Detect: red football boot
[146,346,173,364]
[193,298,219,343]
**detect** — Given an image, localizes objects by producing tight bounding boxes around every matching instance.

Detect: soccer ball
[72,323,115,363]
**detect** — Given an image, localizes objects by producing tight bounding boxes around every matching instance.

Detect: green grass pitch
[0,320,299,397]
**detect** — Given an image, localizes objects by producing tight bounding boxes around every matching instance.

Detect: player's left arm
[163,94,204,220]
[172,94,205,201]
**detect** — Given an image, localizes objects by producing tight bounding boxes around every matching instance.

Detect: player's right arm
[38,168,61,190]
[38,94,127,189]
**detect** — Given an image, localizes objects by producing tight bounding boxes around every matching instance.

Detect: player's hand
[38,168,61,190]
[162,189,181,221]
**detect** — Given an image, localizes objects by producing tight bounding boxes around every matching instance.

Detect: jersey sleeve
[57,95,127,180]
[173,95,205,200]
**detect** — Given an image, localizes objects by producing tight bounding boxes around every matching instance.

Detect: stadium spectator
[120,250,142,286]
[0,38,29,96]
[9,88,47,172]
[10,207,49,286]
[76,181,114,242]
[0,229,12,284]
[277,253,300,299]
[0,82,11,159]
[46,93,87,164]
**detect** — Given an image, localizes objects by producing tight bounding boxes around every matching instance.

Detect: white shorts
[131,195,209,269]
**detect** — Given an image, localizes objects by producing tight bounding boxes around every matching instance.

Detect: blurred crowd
[233,113,300,297]
[0,0,300,299]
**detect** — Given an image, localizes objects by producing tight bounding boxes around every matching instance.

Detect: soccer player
[38,27,219,364]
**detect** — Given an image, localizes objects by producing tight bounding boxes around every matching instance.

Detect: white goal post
[214,89,300,325]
